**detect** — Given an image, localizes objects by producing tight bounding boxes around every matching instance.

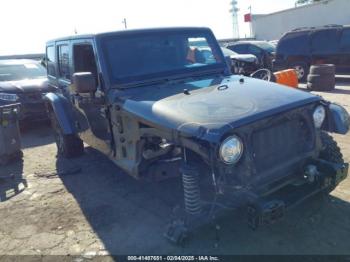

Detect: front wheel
[319,132,344,193]
[50,111,84,158]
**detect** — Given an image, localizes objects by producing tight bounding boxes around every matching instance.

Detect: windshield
[254,42,276,53]
[221,47,238,56]
[101,30,225,86]
[0,62,46,82]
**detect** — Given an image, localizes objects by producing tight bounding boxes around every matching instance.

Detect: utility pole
[248,5,253,38]
[122,18,128,29]
[230,0,240,39]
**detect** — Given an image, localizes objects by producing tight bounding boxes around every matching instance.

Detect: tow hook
[247,200,285,230]
[304,165,319,183]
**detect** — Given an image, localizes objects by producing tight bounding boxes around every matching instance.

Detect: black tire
[310,64,335,75]
[307,77,335,91]
[319,132,344,193]
[49,111,84,158]
[290,62,309,82]
[319,132,343,164]
[307,73,335,83]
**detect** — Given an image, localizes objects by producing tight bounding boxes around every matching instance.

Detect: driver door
[70,40,112,155]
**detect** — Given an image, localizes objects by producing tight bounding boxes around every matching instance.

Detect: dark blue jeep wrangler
[45,27,349,243]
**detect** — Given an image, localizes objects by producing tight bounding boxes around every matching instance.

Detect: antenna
[122,18,128,29]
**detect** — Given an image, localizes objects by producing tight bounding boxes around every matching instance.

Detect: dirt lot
[0,79,350,256]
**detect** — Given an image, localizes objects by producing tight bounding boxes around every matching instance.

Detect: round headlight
[313,105,326,128]
[219,135,243,164]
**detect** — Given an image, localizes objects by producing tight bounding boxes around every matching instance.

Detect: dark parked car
[226,41,276,70]
[198,46,258,75]
[0,59,53,121]
[273,25,350,81]
[45,27,349,243]
[221,47,258,75]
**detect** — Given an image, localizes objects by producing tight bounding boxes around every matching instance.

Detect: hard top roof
[46,27,212,44]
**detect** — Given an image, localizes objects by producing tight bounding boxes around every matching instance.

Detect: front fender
[324,103,350,135]
[44,92,77,135]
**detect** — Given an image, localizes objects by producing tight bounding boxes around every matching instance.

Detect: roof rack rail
[291,24,343,32]
[292,27,313,31]
[323,24,343,28]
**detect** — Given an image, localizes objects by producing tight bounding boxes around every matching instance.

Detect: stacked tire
[307,64,335,91]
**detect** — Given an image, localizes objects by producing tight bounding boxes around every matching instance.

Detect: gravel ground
[0,79,349,257]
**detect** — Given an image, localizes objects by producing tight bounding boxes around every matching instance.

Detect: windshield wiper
[112,68,225,89]
[112,78,169,89]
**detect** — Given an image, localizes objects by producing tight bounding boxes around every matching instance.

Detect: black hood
[117,75,320,142]
[0,78,53,93]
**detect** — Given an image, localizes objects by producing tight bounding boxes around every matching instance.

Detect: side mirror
[71,72,96,94]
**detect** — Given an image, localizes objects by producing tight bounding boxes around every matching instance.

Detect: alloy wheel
[293,65,305,80]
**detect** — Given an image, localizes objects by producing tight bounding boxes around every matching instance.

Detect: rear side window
[311,29,338,54]
[277,32,309,55]
[58,44,70,80]
[340,29,350,52]
[46,45,56,77]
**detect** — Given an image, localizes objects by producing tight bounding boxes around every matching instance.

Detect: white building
[252,0,350,41]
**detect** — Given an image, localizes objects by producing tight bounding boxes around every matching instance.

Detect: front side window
[101,30,225,86]
[311,29,338,54]
[58,44,70,80]
[73,44,98,85]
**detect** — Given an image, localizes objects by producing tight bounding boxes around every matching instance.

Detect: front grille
[18,92,44,103]
[252,117,314,172]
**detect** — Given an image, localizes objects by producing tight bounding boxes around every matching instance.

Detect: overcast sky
[0,0,296,55]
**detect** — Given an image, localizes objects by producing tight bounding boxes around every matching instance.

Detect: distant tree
[295,0,323,6]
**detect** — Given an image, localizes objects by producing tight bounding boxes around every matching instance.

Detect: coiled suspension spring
[181,164,202,215]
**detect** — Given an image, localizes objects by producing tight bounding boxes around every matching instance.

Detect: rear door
[338,28,350,73]
[310,29,340,66]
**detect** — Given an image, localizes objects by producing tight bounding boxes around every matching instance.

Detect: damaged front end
[165,101,350,244]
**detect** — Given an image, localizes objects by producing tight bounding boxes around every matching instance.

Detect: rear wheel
[291,62,308,82]
[50,111,84,158]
